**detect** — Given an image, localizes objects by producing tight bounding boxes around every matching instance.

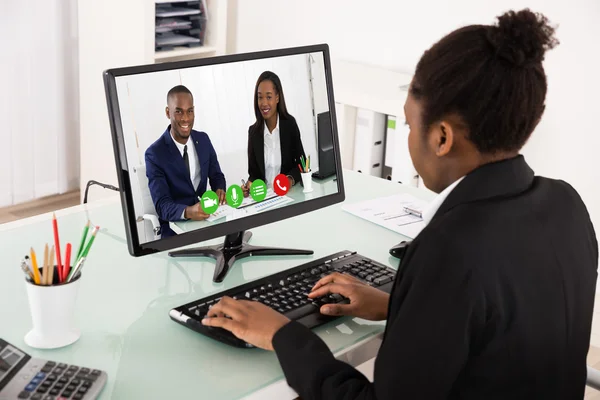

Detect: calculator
[0,339,107,400]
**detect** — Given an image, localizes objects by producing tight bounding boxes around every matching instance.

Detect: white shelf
[154,45,216,60]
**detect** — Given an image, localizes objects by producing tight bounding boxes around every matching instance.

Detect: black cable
[83,180,119,204]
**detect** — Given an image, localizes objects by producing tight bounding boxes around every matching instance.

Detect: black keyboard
[169,251,396,348]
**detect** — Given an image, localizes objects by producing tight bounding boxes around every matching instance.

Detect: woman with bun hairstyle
[202,9,598,399]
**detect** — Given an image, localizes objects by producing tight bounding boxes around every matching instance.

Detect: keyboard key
[374,276,392,285]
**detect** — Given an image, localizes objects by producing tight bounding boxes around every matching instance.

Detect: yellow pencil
[42,244,49,285]
[48,245,55,285]
[30,247,41,285]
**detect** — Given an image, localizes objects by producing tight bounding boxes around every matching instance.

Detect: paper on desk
[342,193,430,239]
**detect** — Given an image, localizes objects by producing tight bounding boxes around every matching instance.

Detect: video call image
[115,52,338,244]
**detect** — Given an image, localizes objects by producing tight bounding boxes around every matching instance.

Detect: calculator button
[57,364,67,369]
[61,390,72,398]
[18,391,30,398]
[80,368,90,374]
[73,394,84,400]
[58,377,69,384]
[25,383,37,391]
[43,396,55,400]
[49,388,60,396]
[31,394,43,400]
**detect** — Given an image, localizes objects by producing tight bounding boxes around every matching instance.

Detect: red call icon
[273,174,289,196]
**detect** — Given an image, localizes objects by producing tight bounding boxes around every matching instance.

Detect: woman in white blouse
[243,71,306,196]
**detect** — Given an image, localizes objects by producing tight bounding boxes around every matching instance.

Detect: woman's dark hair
[411,8,559,153]
[250,71,292,133]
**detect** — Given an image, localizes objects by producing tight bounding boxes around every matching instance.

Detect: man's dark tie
[183,145,190,177]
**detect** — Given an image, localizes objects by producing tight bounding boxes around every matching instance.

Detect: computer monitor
[103,44,344,283]
[312,111,336,180]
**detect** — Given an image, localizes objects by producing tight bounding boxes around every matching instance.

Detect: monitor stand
[168,230,313,283]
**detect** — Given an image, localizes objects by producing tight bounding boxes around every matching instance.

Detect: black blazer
[247,115,306,185]
[272,155,598,399]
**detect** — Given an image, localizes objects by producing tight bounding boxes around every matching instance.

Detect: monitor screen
[104,44,344,271]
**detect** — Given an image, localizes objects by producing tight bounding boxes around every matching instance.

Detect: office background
[1,0,599,267]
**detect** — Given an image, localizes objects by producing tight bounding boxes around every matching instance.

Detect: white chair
[132,164,161,242]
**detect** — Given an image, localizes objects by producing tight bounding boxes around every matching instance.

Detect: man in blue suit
[145,85,226,237]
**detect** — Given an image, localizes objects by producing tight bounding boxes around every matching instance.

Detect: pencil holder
[300,171,313,193]
[24,266,81,349]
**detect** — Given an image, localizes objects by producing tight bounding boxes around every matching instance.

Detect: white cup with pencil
[298,155,313,193]
[22,215,99,349]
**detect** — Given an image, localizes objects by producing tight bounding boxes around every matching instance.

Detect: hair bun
[487,9,559,67]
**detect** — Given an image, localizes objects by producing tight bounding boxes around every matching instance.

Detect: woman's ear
[428,120,455,157]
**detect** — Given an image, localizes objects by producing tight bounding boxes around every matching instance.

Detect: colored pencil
[42,244,49,285]
[80,226,99,259]
[48,246,55,285]
[52,213,63,282]
[30,248,41,285]
[63,243,72,284]
[74,221,90,262]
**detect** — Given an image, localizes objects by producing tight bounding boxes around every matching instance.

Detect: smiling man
[144,85,226,238]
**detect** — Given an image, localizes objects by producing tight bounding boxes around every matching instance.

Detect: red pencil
[298,164,303,173]
[52,213,63,282]
[63,243,72,283]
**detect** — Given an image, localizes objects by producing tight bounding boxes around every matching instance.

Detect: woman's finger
[311,272,356,291]
[207,296,245,320]
[308,282,352,299]
[201,315,240,334]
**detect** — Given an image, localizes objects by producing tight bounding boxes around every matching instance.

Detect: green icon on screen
[226,185,244,208]
[250,179,267,202]
[200,190,219,214]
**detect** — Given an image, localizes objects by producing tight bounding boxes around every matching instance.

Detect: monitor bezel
[103,43,345,256]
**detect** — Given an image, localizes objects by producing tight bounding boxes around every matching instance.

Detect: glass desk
[0,170,433,399]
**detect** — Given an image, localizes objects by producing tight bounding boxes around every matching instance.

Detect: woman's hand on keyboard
[308,273,390,321]
[201,296,290,351]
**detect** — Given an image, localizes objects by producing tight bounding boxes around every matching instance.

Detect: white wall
[0,0,80,206]
[78,0,153,203]
[230,0,600,237]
